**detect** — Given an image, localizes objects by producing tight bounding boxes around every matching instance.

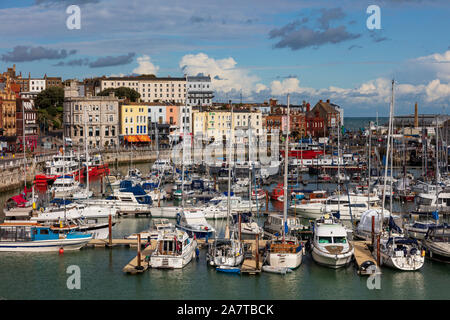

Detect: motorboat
[127,219,175,241]
[48,175,82,198]
[264,236,303,269]
[80,185,153,215]
[175,209,216,239]
[0,221,92,252]
[148,228,197,269]
[310,215,354,268]
[263,214,308,239]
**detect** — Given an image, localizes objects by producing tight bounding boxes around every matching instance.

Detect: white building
[186,75,213,107]
[99,76,186,104]
[29,78,46,93]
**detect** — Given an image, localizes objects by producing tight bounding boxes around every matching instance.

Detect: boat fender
[195,247,200,259]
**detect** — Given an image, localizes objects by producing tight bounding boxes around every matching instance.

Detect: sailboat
[206,102,244,272]
[375,80,424,271]
[263,94,303,272]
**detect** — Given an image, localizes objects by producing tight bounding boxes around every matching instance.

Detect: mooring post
[255,234,259,270]
[371,215,375,247]
[265,191,269,213]
[137,234,141,268]
[376,234,380,267]
[108,214,112,247]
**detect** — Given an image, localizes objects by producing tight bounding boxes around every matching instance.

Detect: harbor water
[0,159,449,300]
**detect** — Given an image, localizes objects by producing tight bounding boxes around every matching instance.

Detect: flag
[432,210,439,221]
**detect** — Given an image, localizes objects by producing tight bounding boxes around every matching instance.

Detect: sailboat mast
[84,104,89,194]
[368,121,372,207]
[283,94,290,242]
[382,80,395,223]
[337,116,340,214]
[226,101,233,238]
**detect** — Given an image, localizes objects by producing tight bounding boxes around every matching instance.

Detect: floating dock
[122,245,155,274]
[351,240,380,276]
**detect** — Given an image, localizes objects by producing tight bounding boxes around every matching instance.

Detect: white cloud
[133,55,159,75]
[255,83,268,93]
[425,79,450,102]
[179,52,261,97]
[414,50,450,81]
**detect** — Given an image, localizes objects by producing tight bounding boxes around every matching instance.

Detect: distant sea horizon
[343,116,389,131]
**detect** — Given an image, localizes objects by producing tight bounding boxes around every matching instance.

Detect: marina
[0,114,449,299]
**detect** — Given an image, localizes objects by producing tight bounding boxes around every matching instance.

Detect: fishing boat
[422,224,450,263]
[0,221,92,252]
[175,209,216,239]
[148,228,197,269]
[310,215,354,268]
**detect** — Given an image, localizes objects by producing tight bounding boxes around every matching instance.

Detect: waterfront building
[15,98,38,152]
[309,99,341,131]
[63,80,119,148]
[99,76,186,104]
[0,76,17,138]
[192,107,262,142]
[119,103,151,144]
[186,75,213,107]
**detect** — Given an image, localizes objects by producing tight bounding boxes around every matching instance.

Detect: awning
[124,135,151,143]
[124,135,139,143]
[137,135,151,142]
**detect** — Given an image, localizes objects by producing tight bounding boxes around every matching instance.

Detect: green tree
[34,86,64,132]
[98,87,140,102]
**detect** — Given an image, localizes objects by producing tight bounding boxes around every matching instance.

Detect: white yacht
[310,215,354,268]
[175,209,216,239]
[80,186,153,215]
[148,228,197,269]
[377,236,425,271]
[206,237,244,268]
[127,219,175,241]
[49,176,82,198]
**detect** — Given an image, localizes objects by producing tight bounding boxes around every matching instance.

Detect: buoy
[59,247,64,255]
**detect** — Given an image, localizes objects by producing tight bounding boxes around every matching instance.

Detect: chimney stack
[306,103,310,113]
[326,99,330,103]
[414,102,418,128]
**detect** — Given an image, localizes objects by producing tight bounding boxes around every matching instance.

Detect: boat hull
[268,252,303,269]
[311,247,353,268]
[0,238,91,252]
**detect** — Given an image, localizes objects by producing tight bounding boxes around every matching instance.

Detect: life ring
[301,199,306,204]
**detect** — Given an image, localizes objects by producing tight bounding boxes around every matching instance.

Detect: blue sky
[0,0,449,116]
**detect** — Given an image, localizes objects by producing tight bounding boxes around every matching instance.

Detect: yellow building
[119,103,151,143]
[192,109,263,142]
